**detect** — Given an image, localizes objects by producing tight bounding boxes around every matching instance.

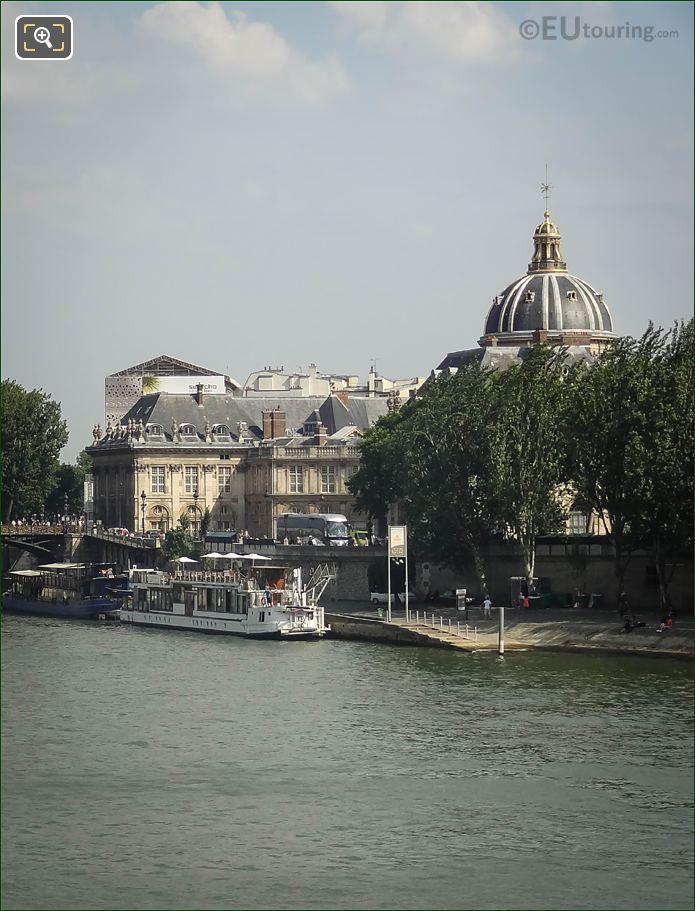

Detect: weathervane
[541,163,551,209]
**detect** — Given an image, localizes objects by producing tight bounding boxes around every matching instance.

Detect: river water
[2,612,692,910]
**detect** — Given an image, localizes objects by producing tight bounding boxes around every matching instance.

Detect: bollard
[415,610,419,625]
[440,616,444,631]
[448,619,452,633]
[474,627,478,642]
[465,623,469,638]
[498,605,505,657]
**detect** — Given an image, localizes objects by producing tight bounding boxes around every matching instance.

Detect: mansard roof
[91,392,388,448]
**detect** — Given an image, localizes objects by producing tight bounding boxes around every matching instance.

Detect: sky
[2,0,693,459]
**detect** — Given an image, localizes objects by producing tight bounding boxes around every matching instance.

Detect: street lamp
[193,487,199,538]
[140,490,147,535]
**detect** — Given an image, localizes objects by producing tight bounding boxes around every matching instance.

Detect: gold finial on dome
[528,182,567,272]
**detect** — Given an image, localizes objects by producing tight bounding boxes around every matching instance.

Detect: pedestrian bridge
[1,524,160,568]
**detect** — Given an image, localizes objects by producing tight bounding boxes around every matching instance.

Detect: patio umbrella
[202,552,225,559]
[173,556,198,563]
[221,552,251,560]
[245,552,272,567]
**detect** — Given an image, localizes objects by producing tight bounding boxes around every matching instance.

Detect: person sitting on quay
[623,615,646,634]
[482,595,492,619]
[656,611,675,634]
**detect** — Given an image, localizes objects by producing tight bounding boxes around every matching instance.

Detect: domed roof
[484,272,613,336]
[480,209,614,345]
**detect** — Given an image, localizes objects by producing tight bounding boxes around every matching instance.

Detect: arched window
[212,423,231,438]
[146,423,164,436]
[179,424,198,437]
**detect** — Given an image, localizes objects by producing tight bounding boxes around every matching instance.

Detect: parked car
[370,590,416,605]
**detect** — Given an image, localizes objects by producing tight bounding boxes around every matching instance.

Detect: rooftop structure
[105,354,242,426]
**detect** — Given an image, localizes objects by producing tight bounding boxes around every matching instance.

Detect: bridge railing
[87,527,159,549]
[1,523,81,536]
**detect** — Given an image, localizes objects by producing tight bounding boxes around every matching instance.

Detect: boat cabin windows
[136,587,172,612]
[259,611,265,622]
[195,587,240,613]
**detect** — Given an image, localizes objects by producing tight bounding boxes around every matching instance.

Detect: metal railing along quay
[400,610,479,642]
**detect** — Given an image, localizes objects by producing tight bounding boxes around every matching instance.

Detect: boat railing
[174,570,242,584]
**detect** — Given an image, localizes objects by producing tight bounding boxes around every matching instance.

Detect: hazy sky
[2,1,692,459]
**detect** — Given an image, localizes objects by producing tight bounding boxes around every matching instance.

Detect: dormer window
[179,423,198,437]
[212,423,231,438]
[146,423,164,436]
[567,290,577,302]
[525,290,536,303]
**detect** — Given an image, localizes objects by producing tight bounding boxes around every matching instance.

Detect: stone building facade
[86,389,387,538]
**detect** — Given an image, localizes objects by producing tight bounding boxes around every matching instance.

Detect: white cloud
[332,0,520,66]
[140,1,349,107]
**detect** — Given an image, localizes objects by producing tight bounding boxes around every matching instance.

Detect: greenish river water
[2,613,692,910]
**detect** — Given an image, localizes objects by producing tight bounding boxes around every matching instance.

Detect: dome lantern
[528,210,567,273]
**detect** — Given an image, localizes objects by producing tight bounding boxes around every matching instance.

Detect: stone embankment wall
[421,547,693,614]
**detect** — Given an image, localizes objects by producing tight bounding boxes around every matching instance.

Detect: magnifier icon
[33,26,53,49]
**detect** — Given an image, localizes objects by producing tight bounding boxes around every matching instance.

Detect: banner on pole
[388,525,407,557]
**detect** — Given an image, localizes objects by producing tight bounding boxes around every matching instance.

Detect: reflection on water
[2,614,692,910]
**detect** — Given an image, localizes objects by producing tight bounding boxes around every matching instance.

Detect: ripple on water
[1,614,693,910]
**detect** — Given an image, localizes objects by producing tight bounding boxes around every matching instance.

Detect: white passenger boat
[120,563,333,639]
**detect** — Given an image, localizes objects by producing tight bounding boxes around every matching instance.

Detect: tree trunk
[653,529,673,611]
[522,528,535,594]
[612,532,631,603]
[471,546,488,597]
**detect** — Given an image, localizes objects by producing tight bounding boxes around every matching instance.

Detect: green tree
[45,450,93,516]
[45,464,84,516]
[161,517,195,562]
[487,345,572,592]
[350,363,500,593]
[200,507,212,540]
[567,324,691,603]
[2,380,69,521]
[642,320,693,608]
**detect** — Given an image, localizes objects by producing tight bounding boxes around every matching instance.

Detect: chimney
[262,410,273,440]
[271,408,286,438]
[195,383,204,406]
[316,422,327,447]
[335,390,349,409]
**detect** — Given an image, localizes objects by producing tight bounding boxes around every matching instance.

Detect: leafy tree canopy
[161,517,196,562]
[2,380,68,521]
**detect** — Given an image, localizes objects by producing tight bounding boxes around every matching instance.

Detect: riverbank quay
[325,605,693,659]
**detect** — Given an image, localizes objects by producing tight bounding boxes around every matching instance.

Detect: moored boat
[3,563,129,619]
[120,563,333,639]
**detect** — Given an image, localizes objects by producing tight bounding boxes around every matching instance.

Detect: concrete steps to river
[325,608,692,658]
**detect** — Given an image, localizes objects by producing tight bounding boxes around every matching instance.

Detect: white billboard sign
[152,376,226,395]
